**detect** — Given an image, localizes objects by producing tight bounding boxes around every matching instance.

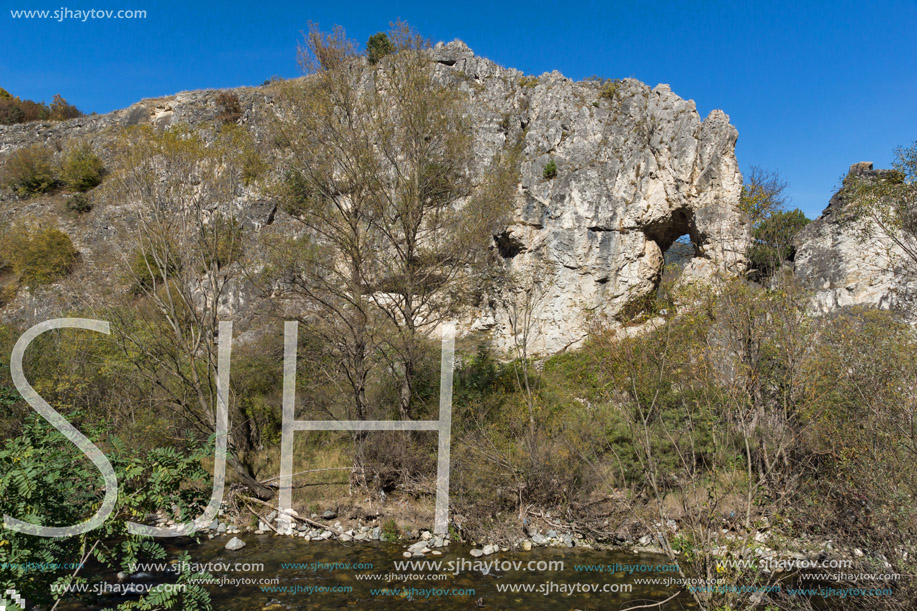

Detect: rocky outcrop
[0,40,750,353]
[794,162,917,317]
[429,41,748,352]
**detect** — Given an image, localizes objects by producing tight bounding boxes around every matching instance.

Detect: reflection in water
[179,536,694,610]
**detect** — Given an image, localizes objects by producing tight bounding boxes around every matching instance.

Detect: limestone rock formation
[795,162,917,318]
[427,42,748,352]
[0,40,750,354]
[794,162,917,317]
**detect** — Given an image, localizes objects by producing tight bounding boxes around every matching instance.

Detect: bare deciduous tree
[106,124,273,499]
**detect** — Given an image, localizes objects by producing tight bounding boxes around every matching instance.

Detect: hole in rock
[494,230,525,259]
[642,208,703,311]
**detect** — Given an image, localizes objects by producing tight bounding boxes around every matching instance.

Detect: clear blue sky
[2,0,916,218]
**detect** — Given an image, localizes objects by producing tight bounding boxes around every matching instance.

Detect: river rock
[482,544,498,556]
[225,537,246,551]
[521,540,532,551]
[469,549,484,557]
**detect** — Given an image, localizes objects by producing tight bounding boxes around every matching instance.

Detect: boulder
[225,537,246,551]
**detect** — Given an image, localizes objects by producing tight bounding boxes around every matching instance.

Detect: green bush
[599,78,621,100]
[381,518,400,541]
[748,208,810,277]
[366,32,395,65]
[129,246,179,292]
[543,159,557,179]
[60,142,104,191]
[67,192,93,213]
[2,144,57,195]
[1,223,78,287]
[0,412,214,609]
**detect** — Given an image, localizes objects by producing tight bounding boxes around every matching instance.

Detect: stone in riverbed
[521,540,532,551]
[531,533,547,546]
[482,544,497,556]
[322,510,337,520]
[469,549,484,557]
[225,537,246,551]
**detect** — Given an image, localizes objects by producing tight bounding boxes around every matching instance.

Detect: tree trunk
[228,455,275,500]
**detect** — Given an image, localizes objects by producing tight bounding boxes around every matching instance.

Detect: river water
[164,535,695,610]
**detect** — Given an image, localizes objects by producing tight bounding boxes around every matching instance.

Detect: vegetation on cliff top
[0,87,82,125]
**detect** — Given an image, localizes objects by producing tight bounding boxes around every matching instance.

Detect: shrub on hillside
[748,208,810,276]
[366,32,395,65]
[48,93,81,120]
[0,96,25,124]
[1,144,57,196]
[215,91,243,125]
[1,223,78,287]
[129,245,180,293]
[67,192,93,213]
[60,142,104,191]
[543,159,557,179]
[0,89,82,125]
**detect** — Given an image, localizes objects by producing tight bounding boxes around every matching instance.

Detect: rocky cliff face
[794,162,917,316]
[0,41,750,353]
